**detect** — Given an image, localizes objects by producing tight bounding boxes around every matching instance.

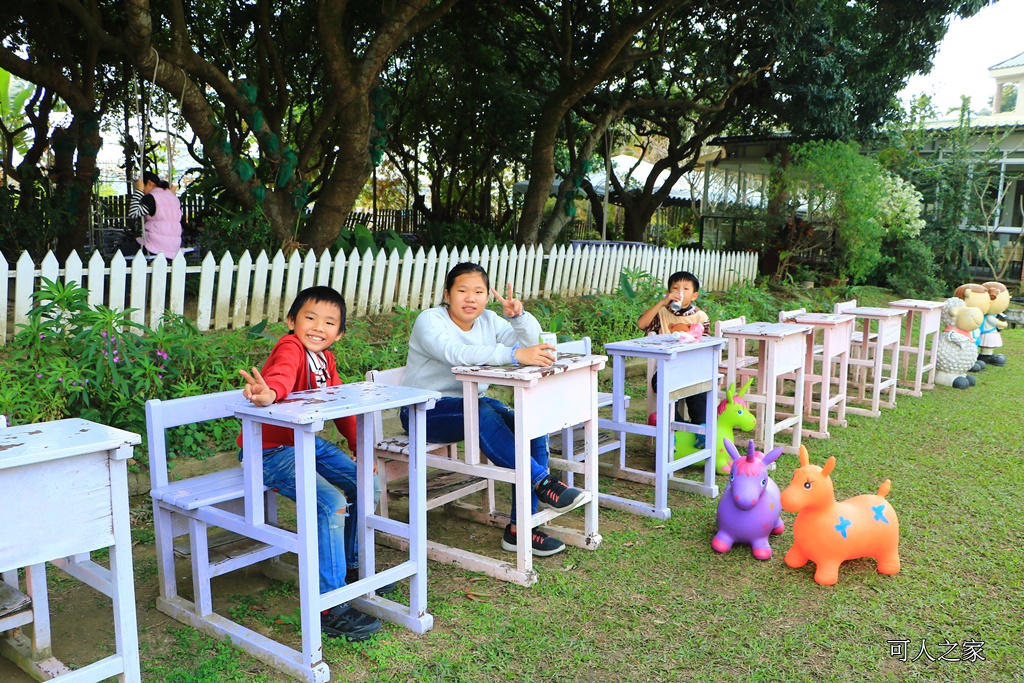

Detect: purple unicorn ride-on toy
[711,439,785,560]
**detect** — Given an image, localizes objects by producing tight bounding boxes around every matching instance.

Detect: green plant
[332,223,410,257]
[195,204,278,258]
[0,279,271,466]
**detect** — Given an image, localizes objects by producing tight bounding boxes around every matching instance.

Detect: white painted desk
[232,383,439,683]
[447,353,605,586]
[889,299,945,396]
[0,419,141,683]
[720,323,811,455]
[602,334,727,518]
[785,312,855,439]
[842,306,906,417]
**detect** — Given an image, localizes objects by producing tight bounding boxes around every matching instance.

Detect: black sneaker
[321,604,382,641]
[346,568,398,595]
[535,475,585,511]
[500,524,565,557]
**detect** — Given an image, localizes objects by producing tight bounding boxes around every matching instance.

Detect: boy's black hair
[286,286,347,331]
[667,270,701,292]
[442,262,490,306]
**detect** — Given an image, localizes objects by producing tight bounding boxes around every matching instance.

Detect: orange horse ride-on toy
[780,445,900,585]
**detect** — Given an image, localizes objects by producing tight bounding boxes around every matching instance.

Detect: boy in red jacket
[238,286,381,641]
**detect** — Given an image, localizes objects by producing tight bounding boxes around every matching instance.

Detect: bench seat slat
[152,468,267,511]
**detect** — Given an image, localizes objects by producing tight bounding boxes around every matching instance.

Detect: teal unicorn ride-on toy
[675,378,756,474]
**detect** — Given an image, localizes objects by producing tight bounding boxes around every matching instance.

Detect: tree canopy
[0,0,993,256]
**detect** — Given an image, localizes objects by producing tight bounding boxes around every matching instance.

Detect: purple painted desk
[233,383,439,682]
[602,334,727,518]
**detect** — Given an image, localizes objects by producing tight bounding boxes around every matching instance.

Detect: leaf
[619,271,637,302]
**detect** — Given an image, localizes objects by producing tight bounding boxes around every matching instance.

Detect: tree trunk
[516,103,565,246]
[299,99,373,252]
[763,147,791,279]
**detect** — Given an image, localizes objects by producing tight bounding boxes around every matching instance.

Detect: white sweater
[402,306,542,398]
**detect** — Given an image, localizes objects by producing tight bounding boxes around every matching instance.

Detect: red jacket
[236,333,357,451]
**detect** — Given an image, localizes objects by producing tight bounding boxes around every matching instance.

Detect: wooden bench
[146,390,287,619]
[365,367,487,518]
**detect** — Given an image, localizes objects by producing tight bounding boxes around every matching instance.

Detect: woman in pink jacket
[129,170,182,257]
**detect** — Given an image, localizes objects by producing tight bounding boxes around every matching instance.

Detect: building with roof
[702,51,1024,285]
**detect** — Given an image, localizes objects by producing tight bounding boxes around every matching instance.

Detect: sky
[898,0,1024,117]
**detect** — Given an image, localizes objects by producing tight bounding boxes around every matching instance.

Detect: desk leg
[110,455,142,682]
[836,350,849,426]
[762,344,778,454]
[611,355,629,470]
[900,312,914,382]
[513,386,534,577]
[792,356,805,453]
[652,360,673,517]
[407,402,428,619]
[924,327,939,389]
[870,338,885,415]
[356,413,376,587]
[816,341,832,437]
[23,563,52,658]
[294,430,323,672]
[702,378,718,490]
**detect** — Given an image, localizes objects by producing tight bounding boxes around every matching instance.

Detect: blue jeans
[401,396,549,519]
[247,437,378,594]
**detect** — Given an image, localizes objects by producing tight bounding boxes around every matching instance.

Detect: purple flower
[101,331,107,338]
[36,373,42,378]
[57,377,63,382]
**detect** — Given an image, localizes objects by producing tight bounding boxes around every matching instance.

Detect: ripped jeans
[256,437,380,593]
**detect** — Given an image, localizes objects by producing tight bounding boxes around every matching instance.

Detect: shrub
[0,278,271,466]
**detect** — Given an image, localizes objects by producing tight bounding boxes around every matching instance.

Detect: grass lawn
[6,295,1021,683]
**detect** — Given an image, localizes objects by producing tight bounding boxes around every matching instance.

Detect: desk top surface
[720,322,812,338]
[888,298,945,310]
[604,333,727,356]
[0,418,141,469]
[789,312,855,326]
[452,353,607,382]
[844,306,907,318]
[231,382,441,425]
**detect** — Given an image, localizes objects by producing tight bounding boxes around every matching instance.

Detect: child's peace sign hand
[491,283,524,319]
[239,367,277,407]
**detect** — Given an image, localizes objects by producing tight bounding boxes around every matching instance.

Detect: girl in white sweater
[400,262,584,556]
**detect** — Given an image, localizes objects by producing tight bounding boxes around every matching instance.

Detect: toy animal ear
[724,438,740,462]
[798,444,809,467]
[762,446,784,467]
[822,456,836,478]
[726,383,736,403]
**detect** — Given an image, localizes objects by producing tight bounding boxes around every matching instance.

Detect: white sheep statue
[935,297,983,389]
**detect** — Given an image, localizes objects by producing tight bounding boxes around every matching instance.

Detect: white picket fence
[1,243,758,345]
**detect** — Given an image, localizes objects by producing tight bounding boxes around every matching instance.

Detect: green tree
[771,140,925,284]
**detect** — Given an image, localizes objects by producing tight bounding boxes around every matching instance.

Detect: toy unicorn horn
[711,439,785,560]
